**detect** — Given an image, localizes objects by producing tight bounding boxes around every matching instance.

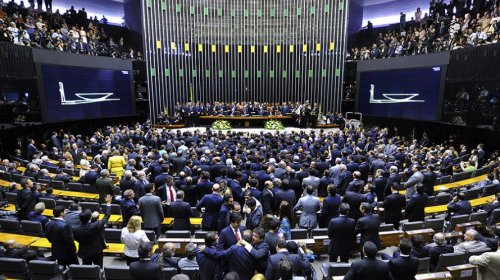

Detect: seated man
[0,239,38,261]
[177,243,198,270]
[27,202,49,230]
[151,242,179,271]
[454,229,490,253]
[447,192,472,217]
[429,233,454,272]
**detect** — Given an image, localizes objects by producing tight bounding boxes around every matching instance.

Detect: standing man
[405,184,428,222]
[44,0,52,10]
[240,227,270,274]
[388,238,419,280]
[121,189,139,226]
[260,180,275,215]
[130,242,163,280]
[170,190,193,230]
[196,184,223,231]
[344,242,393,280]
[45,205,79,267]
[405,165,424,199]
[383,184,406,230]
[217,194,233,231]
[293,185,321,229]
[218,213,246,250]
[16,178,35,220]
[96,169,114,205]
[422,165,437,196]
[72,195,112,267]
[138,184,164,237]
[244,198,263,231]
[328,203,356,263]
[157,176,177,216]
[356,203,381,258]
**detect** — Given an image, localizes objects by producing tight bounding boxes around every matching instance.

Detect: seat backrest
[165,230,191,238]
[101,204,122,215]
[21,220,44,236]
[0,171,13,182]
[290,229,308,239]
[83,184,97,193]
[328,263,351,277]
[464,189,481,200]
[145,230,156,241]
[402,221,424,231]
[69,264,101,280]
[417,257,430,273]
[470,212,487,223]
[55,200,72,209]
[105,228,123,243]
[438,175,451,184]
[425,218,445,232]
[482,184,498,197]
[104,266,133,280]
[49,180,65,190]
[435,193,451,204]
[180,267,199,280]
[466,248,491,260]
[12,173,26,183]
[491,209,500,219]
[379,223,395,232]
[437,252,465,270]
[0,218,21,233]
[449,215,470,227]
[80,202,101,213]
[28,260,61,278]
[194,231,208,239]
[39,197,56,209]
[6,191,18,203]
[0,257,29,279]
[427,196,436,206]
[68,182,83,192]
[312,228,328,236]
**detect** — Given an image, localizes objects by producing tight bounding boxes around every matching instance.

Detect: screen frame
[355,52,449,123]
[36,62,136,123]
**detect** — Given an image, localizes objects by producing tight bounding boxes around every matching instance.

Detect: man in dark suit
[383,184,406,229]
[196,184,223,231]
[95,169,115,204]
[485,194,500,217]
[344,241,393,280]
[130,242,163,280]
[121,189,139,226]
[328,203,356,262]
[447,192,472,217]
[134,171,149,199]
[346,171,365,193]
[225,230,258,280]
[336,164,353,196]
[356,203,381,257]
[343,183,368,221]
[196,231,227,280]
[429,233,454,272]
[218,212,246,250]
[119,170,136,195]
[1,239,37,261]
[72,195,112,267]
[170,190,193,230]
[260,180,274,215]
[422,165,437,196]
[274,179,296,211]
[388,238,418,280]
[245,197,263,231]
[16,178,35,220]
[405,184,428,222]
[45,205,79,267]
[264,239,311,280]
[373,169,388,201]
[241,227,270,274]
[386,166,402,196]
[217,194,233,231]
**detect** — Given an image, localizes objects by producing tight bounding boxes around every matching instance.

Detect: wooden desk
[415,272,453,280]
[160,217,202,226]
[17,167,80,181]
[53,190,99,201]
[380,230,403,248]
[404,228,435,243]
[454,221,482,233]
[199,115,292,120]
[446,264,477,280]
[0,233,40,246]
[312,235,329,254]
[434,175,487,192]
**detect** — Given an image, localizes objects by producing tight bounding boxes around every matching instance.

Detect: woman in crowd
[278,201,296,240]
[108,149,126,179]
[121,215,150,265]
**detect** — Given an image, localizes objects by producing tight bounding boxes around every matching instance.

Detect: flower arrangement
[211,120,232,130]
[264,119,285,130]
[14,115,26,123]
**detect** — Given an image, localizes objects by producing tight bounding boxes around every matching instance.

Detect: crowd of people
[348,2,500,60]
[0,121,499,279]
[158,101,326,128]
[0,0,140,59]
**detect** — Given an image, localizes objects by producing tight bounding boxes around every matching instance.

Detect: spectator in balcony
[400,12,407,31]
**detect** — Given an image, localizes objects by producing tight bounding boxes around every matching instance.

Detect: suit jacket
[328,215,356,258]
[405,193,428,222]
[343,191,368,221]
[16,188,34,220]
[138,193,164,229]
[386,173,402,195]
[227,245,257,280]
[217,203,230,231]
[405,171,424,197]
[196,193,223,230]
[274,189,295,211]
[388,255,418,280]
[344,258,393,280]
[120,178,136,195]
[217,225,246,250]
[422,171,437,196]
[170,199,193,230]
[383,192,406,224]
[196,246,228,280]
[121,198,139,226]
[27,211,49,230]
[469,251,500,280]
[246,206,263,230]
[95,177,114,204]
[130,259,163,280]
[249,241,270,274]
[429,244,454,271]
[260,188,274,215]
[45,219,77,261]
[447,200,472,215]
[356,214,381,249]
[264,251,310,280]
[72,205,111,258]
[319,194,341,228]
[373,176,388,200]
[293,194,320,228]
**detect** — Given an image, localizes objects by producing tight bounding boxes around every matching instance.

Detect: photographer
[460,159,477,172]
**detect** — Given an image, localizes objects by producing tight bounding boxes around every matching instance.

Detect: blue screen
[41,64,134,123]
[358,67,442,121]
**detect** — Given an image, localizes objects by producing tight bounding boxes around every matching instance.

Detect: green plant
[211,120,232,130]
[264,119,285,130]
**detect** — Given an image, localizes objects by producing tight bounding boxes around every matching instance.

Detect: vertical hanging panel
[143,0,347,123]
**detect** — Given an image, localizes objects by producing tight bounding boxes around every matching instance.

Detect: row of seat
[0,258,197,280]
